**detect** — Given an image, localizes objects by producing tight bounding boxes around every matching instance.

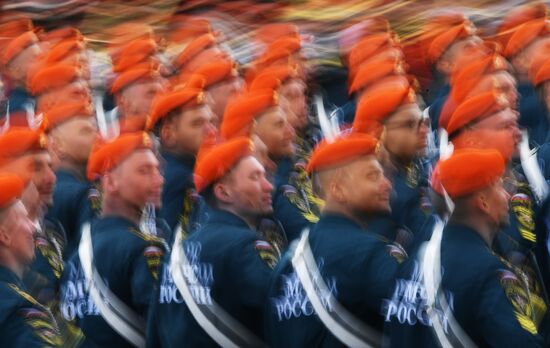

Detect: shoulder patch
[254,240,279,269]
[143,244,165,281]
[496,268,541,335]
[385,242,408,263]
[9,284,62,346]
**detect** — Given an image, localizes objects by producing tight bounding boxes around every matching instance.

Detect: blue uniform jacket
[60,216,166,347]
[518,82,549,147]
[386,224,546,347]
[265,214,406,347]
[48,169,95,258]
[0,265,62,347]
[273,157,322,242]
[146,209,274,348]
[159,151,205,237]
[23,218,66,307]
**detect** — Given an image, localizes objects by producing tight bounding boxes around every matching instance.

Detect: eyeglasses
[385,117,430,132]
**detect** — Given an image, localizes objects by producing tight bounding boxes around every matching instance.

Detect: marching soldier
[46,100,98,258]
[0,18,42,125]
[0,173,62,347]
[146,86,215,234]
[387,149,547,347]
[0,127,65,306]
[147,137,276,347]
[60,132,167,347]
[496,3,550,145]
[265,133,406,347]
[353,75,433,252]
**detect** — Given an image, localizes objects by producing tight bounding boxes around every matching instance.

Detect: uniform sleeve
[0,293,61,347]
[145,285,161,348]
[231,236,274,309]
[475,269,545,347]
[361,242,404,310]
[273,188,315,242]
[130,245,164,317]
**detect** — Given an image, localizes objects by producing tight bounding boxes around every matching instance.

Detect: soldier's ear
[475,192,490,214]
[0,223,11,246]
[213,182,232,204]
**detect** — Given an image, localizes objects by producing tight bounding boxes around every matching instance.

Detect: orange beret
[339,17,391,55]
[0,127,48,165]
[167,16,212,43]
[431,148,505,198]
[349,56,406,95]
[452,129,516,161]
[439,55,509,129]
[255,23,299,45]
[106,22,155,48]
[0,173,25,209]
[43,39,85,64]
[29,63,81,95]
[86,132,153,181]
[249,64,298,92]
[427,22,476,64]
[347,33,398,69]
[174,34,217,70]
[180,58,238,89]
[503,18,550,58]
[306,133,378,173]
[221,90,279,140]
[40,27,83,45]
[111,38,158,73]
[353,76,416,134]
[496,3,547,49]
[253,49,296,74]
[43,101,94,132]
[111,38,157,63]
[147,88,205,130]
[446,91,510,136]
[534,58,550,85]
[1,31,39,65]
[194,136,254,192]
[0,18,34,39]
[265,37,301,56]
[110,67,160,94]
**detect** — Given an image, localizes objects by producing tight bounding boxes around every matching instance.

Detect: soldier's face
[481,179,511,229]
[206,77,243,124]
[51,117,98,165]
[469,108,521,150]
[280,79,308,130]
[469,72,518,109]
[438,36,484,76]
[383,104,428,160]
[255,106,296,160]
[339,156,392,214]
[218,156,273,217]
[0,201,36,265]
[111,149,164,208]
[119,79,166,117]
[172,105,215,156]
[37,80,91,111]
[9,43,42,84]
[512,35,550,77]
[30,152,56,206]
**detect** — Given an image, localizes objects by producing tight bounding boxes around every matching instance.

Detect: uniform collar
[0,265,22,285]
[94,215,139,233]
[162,150,196,169]
[55,167,88,183]
[207,209,251,230]
[444,223,490,247]
[316,213,365,233]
